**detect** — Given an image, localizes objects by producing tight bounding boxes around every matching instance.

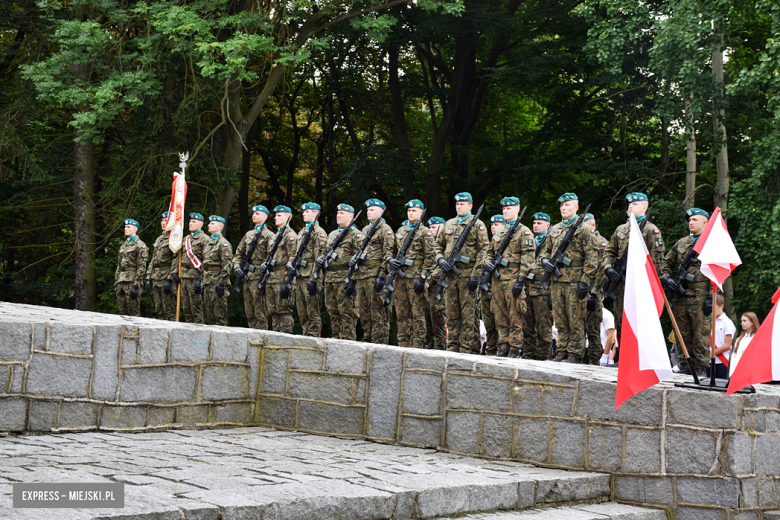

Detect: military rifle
[256,215,292,295]
[478,206,527,292]
[539,203,592,291]
[666,247,699,305]
[280,212,321,299]
[435,204,485,301]
[307,210,362,295]
[344,209,387,297]
[603,207,652,300]
[232,229,263,293]
[382,209,427,306]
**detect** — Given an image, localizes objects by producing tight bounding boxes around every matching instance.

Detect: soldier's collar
[635,215,646,223]
[456,213,472,224]
[368,217,385,226]
[126,235,138,243]
[534,232,546,245]
[561,215,577,227]
[305,221,314,228]
[209,232,222,242]
[254,224,265,233]
[505,220,517,229]
[690,232,701,245]
[407,220,419,229]
[192,230,202,236]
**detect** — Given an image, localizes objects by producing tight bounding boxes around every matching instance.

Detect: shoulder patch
[479,226,485,231]
[357,234,363,239]
[223,243,229,247]
[601,243,607,247]
[387,231,393,235]
[654,230,660,234]
[289,236,295,241]
[427,232,432,236]
[524,231,531,235]
[320,233,326,238]
[141,246,146,249]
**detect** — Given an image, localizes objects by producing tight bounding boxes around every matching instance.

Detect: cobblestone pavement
[0,426,618,520]
[448,502,666,519]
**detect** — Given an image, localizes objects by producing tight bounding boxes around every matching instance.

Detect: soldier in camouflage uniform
[181,213,209,323]
[603,192,665,345]
[233,205,275,329]
[389,199,434,348]
[522,212,553,360]
[320,204,363,340]
[264,206,297,333]
[351,199,395,344]
[202,215,233,326]
[583,214,608,365]
[424,217,447,350]
[434,192,490,354]
[146,212,178,321]
[286,202,327,337]
[661,208,712,373]
[538,193,599,363]
[114,218,148,316]
[480,215,504,355]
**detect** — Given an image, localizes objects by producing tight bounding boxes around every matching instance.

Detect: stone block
[0,365,9,393]
[551,420,585,468]
[404,350,445,372]
[119,366,197,403]
[200,365,248,401]
[211,331,248,363]
[138,327,169,364]
[575,380,663,426]
[367,346,403,440]
[32,322,46,350]
[515,366,577,385]
[744,410,765,432]
[587,424,622,472]
[0,322,31,361]
[624,428,662,474]
[481,414,514,458]
[766,509,780,519]
[512,383,574,417]
[356,378,366,404]
[755,434,780,476]
[742,393,780,409]
[734,513,759,520]
[400,416,441,448]
[248,345,261,398]
[401,372,441,416]
[121,337,138,365]
[446,375,511,412]
[288,348,323,370]
[668,390,739,429]
[446,355,475,372]
[148,407,175,426]
[177,405,209,427]
[445,411,479,454]
[515,418,548,463]
[264,331,319,347]
[666,428,720,475]
[213,402,253,424]
[29,400,58,431]
[741,477,758,508]
[0,397,27,431]
[324,340,366,374]
[298,401,363,435]
[10,365,23,393]
[91,325,120,401]
[47,322,93,356]
[58,402,98,430]
[675,506,727,520]
[475,361,516,379]
[287,372,355,405]
[767,411,780,431]
[170,328,210,362]
[614,476,674,506]
[759,479,780,508]
[260,348,288,395]
[256,397,296,429]
[677,477,739,508]
[26,354,91,397]
[100,405,147,429]
[726,432,753,476]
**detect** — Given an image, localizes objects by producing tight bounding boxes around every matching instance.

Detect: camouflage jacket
[485,223,536,282]
[661,235,710,298]
[146,234,176,282]
[180,231,209,279]
[434,215,490,279]
[538,218,600,286]
[267,226,298,284]
[354,219,395,280]
[294,223,328,279]
[324,226,362,284]
[115,236,148,284]
[232,225,275,280]
[590,230,609,295]
[202,234,233,286]
[393,221,435,279]
[526,234,551,297]
[604,220,664,274]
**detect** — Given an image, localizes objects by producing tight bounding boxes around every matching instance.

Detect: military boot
[507,349,521,359]
[496,348,509,357]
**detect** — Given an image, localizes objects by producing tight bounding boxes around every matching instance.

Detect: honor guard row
[114,191,715,369]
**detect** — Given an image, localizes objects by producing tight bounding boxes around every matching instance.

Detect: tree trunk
[238,122,255,233]
[73,128,96,311]
[685,94,696,209]
[389,44,416,200]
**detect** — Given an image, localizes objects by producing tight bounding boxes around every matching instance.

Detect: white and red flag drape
[165,152,189,253]
[616,215,673,409]
[693,206,741,289]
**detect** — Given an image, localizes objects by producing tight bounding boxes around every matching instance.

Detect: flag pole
[709,284,718,387]
[175,250,182,322]
[661,290,700,385]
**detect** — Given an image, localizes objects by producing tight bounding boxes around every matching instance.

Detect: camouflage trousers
[444,278,480,354]
[204,284,229,326]
[394,277,426,348]
[243,281,268,329]
[521,294,553,360]
[181,278,204,324]
[152,282,176,321]
[357,279,390,344]
[266,283,295,334]
[425,285,447,350]
[296,277,322,337]
[611,286,625,343]
[672,294,711,370]
[116,282,142,317]
[481,289,498,353]
[585,298,603,365]
[551,282,587,360]
[325,281,356,340]
[492,280,526,353]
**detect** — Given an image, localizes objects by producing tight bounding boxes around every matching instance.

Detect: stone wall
[2,302,780,519]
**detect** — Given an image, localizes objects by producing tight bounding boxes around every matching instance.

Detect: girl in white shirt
[729,312,760,378]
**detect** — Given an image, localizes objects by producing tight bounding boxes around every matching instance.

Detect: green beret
[625,192,648,204]
[160,211,169,220]
[583,213,594,222]
[189,213,204,222]
[123,218,140,228]
[274,205,292,214]
[251,205,269,215]
[500,196,520,207]
[685,208,709,220]
[208,215,226,224]
[557,192,578,205]
[365,198,385,209]
[531,212,550,222]
[337,203,355,213]
[301,202,321,211]
[427,217,445,225]
[454,192,472,202]
[490,215,506,224]
[404,199,424,210]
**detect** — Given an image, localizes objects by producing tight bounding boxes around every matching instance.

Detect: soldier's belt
[271,265,287,272]
[504,262,522,268]
[362,259,382,266]
[560,258,584,268]
[403,258,425,266]
[252,260,265,266]
[205,266,222,271]
[326,265,350,272]
[686,281,710,289]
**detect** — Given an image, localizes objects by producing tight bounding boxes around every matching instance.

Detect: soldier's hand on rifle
[145,279,151,292]
[413,276,426,294]
[587,293,597,311]
[130,285,140,300]
[467,277,479,292]
[437,258,452,273]
[512,276,526,298]
[163,279,173,294]
[389,258,403,270]
[702,293,713,316]
[374,276,386,292]
[285,263,297,276]
[662,276,679,294]
[541,258,555,273]
[194,279,203,295]
[576,281,589,299]
[604,267,621,282]
[216,283,225,298]
[348,255,359,269]
[280,282,292,300]
[172,273,180,284]
[306,280,318,296]
[483,260,496,273]
[234,267,246,280]
[315,256,326,269]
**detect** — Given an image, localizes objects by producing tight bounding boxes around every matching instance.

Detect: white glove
[608,359,615,365]
[599,354,609,367]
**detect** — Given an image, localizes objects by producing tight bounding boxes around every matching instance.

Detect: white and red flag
[616,215,673,409]
[727,288,780,395]
[165,152,189,253]
[693,206,741,289]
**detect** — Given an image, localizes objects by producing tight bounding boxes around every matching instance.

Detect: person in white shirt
[599,307,617,366]
[729,311,760,378]
[708,295,736,379]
